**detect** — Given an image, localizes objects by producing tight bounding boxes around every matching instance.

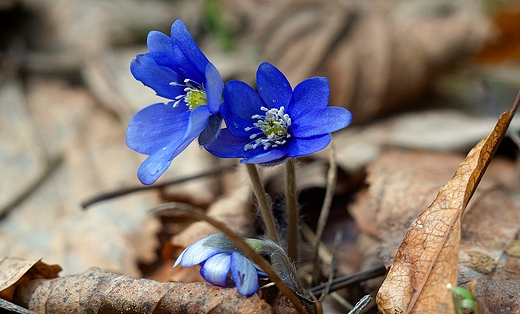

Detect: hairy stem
[285,159,298,261]
[245,163,280,243]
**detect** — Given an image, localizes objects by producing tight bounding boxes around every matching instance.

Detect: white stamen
[243,106,292,151]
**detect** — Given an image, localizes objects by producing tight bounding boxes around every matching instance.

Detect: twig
[81,165,235,209]
[319,231,342,302]
[300,223,332,265]
[150,202,310,313]
[309,265,387,298]
[312,143,337,283]
[285,159,298,260]
[245,164,280,243]
[348,295,372,314]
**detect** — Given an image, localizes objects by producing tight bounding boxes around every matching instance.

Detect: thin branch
[81,165,235,209]
[319,231,342,302]
[309,265,387,298]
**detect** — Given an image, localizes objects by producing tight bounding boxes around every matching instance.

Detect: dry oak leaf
[376,93,519,313]
[13,267,272,314]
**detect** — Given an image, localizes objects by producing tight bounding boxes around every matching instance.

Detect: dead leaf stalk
[311,143,337,284]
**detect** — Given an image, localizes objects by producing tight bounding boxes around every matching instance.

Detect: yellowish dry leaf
[376,93,520,313]
[0,258,61,302]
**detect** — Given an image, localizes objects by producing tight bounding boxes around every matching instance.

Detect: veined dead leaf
[376,92,520,314]
[13,267,272,314]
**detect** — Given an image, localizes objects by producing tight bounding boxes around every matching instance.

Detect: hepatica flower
[174,233,263,296]
[205,62,352,164]
[127,19,223,184]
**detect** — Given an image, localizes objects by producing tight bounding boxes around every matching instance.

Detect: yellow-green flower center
[185,89,207,110]
[244,106,291,151]
[261,120,288,138]
[171,79,207,110]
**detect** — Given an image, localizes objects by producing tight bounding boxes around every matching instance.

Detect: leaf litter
[1,0,520,313]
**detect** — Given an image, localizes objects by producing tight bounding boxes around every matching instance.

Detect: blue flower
[204,62,352,164]
[173,233,263,296]
[126,19,223,184]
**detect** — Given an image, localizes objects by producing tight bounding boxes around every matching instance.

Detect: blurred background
[1,0,520,287]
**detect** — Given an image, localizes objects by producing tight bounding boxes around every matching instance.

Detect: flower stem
[285,159,298,261]
[245,163,280,243]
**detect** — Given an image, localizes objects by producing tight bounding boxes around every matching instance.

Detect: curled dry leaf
[352,151,520,311]
[13,267,272,314]
[376,94,519,313]
[0,257,61,302]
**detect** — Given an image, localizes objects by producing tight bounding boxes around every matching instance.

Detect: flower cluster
[126,19,352,184]
[127,19,353,297]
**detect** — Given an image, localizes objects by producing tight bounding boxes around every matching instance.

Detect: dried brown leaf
[0,258,61,302]
[13,267,272,314]
[376,94,519,313]
[352,151,520,311]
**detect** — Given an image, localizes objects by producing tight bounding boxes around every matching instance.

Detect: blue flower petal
[242,149,286,164]
[174,234,221,267]
[126,103,190,155]
[206,128,287,164]
[286,134,331,158]
[170,20,210,76]
[204,129,252,158]
[223,80,265,123]
[198,114,222,146]
[256,62,292,110]
[290,107,352,138]
[220,102,257,138]
[205,62,223,115]
[137,144,177,185]
[230,252,259,296]
[133,106,210,184]
[147,30,205,83]
[200,253,231,286]
[130,54,185,100]
[287,77,330,120]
